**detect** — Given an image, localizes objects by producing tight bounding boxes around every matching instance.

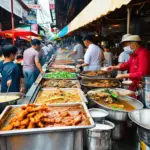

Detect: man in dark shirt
[0,45,20,92]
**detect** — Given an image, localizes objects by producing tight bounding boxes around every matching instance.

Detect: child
[0,45,21,92]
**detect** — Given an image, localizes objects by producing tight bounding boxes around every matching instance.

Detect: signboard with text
[27,10,37,24]
[28,4,41,10]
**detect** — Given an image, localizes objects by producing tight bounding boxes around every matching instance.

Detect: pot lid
[89,120,115,131]
[129,109,150,130]
[89,108,109,118]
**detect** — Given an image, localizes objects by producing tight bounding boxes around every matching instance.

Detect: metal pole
[127,8,131,34]
[11,0,15,45]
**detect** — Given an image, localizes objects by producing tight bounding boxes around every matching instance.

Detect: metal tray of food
[52,60,75,65]
[34,88,87,104]
[40,79,81,88]
[87,89,143,121]
[80,70,111,78]
[0,92,21,113]
[48,67,80,73]
[49,64,76,69]
[80,78,121,88]
[0,103,95,136]
[43,72,78,80]
[87,88,143,112]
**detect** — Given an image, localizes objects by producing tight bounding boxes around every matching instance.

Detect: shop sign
[0,0,23,18]
[27,10,37,24]
[28,4,41,10]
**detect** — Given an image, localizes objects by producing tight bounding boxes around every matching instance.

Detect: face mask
[123,46,133,54]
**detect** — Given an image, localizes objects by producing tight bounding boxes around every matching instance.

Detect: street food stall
[0,46,149,150]
[1,0,150,150]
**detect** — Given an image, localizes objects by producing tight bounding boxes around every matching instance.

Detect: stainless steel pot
[0,92,21,113]
[86,120,115,150]
[111,121,126,140]
[129,109,150,147]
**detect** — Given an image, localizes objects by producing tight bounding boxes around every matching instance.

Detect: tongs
[4,86,10,101]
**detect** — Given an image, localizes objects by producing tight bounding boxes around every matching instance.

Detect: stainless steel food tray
[87,89,143,121]
[49,65,76,69]
[43,73,78,80]
[80,78,121,88]
[87,89,143,113]
[0,92,21,113]
[80,70,111,78]
[88,88,135,97]
[48,67,80,73]
[40,79,81,89]
[34,88,87,104]
[0,103,95,136]
[52,61,75,66]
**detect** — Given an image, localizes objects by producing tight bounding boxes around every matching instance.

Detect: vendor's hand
[116,74,129,79]
[7,80,12,87]
[106,66,114,72]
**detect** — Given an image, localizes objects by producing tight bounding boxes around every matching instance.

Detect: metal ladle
[4,86,10,101]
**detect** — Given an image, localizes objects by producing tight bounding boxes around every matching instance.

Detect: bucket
[86,120,115,150]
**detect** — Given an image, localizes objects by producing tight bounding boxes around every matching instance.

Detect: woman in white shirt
[77,36,102,71]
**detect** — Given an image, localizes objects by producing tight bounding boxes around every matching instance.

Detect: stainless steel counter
[0,130,83,150]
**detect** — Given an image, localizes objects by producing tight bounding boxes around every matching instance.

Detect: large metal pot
[86,120,115,150]
[87,89,143,121]
[129,109,150,147]
[0,92,21,113]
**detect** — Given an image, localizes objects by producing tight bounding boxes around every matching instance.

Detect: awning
[68,0,131,33]
[58,26,69,38]
[0,28,39,39]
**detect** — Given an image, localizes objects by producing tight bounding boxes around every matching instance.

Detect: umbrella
[0,28,39,38]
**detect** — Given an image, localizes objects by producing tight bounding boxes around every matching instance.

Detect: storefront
[0,0,30,30]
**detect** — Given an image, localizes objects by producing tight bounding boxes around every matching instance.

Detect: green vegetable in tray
[104,89,119,102]
[44,71,77,79]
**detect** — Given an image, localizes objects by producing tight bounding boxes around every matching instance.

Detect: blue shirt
[118,51,130,63]
[0,61,20,92]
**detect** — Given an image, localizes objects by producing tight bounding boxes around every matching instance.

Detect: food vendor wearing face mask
[107,34,150,91]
